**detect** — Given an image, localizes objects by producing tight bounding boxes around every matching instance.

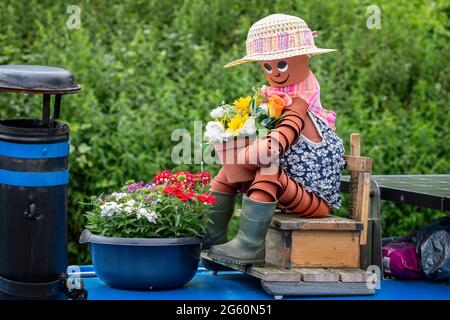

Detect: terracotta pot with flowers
[204,91,287,183]
[79,170,215,290]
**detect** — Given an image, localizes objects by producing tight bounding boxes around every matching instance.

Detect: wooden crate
[266,214,363,268]
[201,252,375,299]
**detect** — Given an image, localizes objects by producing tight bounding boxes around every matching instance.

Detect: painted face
[259,55,310,88]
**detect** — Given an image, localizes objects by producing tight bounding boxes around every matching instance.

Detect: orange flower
[268,95,285,118]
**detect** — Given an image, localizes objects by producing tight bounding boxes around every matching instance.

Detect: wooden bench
[202,133,376,298]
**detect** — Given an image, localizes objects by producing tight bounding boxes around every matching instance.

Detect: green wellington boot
[208,195,277,265]
[202,191,238,250]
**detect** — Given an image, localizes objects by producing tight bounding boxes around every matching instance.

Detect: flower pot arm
[241,98,307,167]
[269,97,307,153]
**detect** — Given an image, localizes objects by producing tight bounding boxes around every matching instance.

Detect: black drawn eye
[263,63,273,74]
[277,61,288,72]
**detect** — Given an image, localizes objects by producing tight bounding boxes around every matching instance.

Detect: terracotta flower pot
[279,177,299,205]
[214,136,256,183]
[309,199,331,218]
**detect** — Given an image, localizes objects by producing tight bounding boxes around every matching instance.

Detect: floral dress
[279,111,346,209]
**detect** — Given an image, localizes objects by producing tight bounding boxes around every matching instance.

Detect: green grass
[0,0,448,264]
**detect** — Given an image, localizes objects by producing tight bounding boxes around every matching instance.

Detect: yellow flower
[233,96,252,114]
[227,114,248,136]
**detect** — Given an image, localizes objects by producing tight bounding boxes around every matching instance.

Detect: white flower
[259,103,269,116]
[100,201,120,217]
[210,106,225,119]
[204,121,225,143]
[123,206,134,214]
[136,208,157,224]
[220,131,233,141]
[110,192,127,200]
[239,116,256,136]
[121,199,137,214]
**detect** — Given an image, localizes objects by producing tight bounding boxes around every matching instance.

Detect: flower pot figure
[0,65,86,300]
[205,14,346,266]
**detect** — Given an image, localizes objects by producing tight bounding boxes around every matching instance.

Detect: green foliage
[0,0,448,264]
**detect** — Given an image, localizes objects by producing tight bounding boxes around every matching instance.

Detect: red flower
[154,170,214,204]
[154,170,172,186]
[197,193,216,205]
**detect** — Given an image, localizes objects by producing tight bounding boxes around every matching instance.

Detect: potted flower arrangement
[204,90,287,182]
[79,170,215,290]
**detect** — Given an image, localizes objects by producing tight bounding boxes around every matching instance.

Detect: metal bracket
[370,179,382,272]
[51,94,62,128]
[42,94,51,127]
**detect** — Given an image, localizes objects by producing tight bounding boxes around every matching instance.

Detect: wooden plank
[261,280,375,297]
[201,252,249,273]
[360,219,373,269]
[344,155,372,172]
[357,172,371,245]
[350,133,361,179]
[271,214,363,231]
[201,252,375,297]
[295,268,339,282]
[200,253,234,272]
[201,252,302,282]
[291,230,360,268]
[248,266,301,282]
[265,228,292,268]
[328,268,372,283]
[350,133,361,157]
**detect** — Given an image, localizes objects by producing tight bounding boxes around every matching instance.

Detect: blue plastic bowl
[79,230,201,290]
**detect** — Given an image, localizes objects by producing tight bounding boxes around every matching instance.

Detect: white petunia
[121,199,137,214]
[123,206,134,214]
[125,199,136,207]
[110,192,127,200]
[204,121,226,143]
[210,106,225,119]
[100,201,120,217]
[239,116,257,136]
[136,208,158,224]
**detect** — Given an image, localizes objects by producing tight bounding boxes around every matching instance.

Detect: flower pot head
[259,55,311,88]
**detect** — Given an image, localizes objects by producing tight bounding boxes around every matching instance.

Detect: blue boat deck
[80,265,450,300]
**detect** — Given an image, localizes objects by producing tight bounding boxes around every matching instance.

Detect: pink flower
[261,85,293,106]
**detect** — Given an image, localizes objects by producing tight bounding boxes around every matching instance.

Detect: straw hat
[225,14,336,68]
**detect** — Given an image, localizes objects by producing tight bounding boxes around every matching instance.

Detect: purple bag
[382,234,422,280]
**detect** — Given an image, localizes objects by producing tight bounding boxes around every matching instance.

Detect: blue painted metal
[0,169,68,187]
[79,265,450,300]
[0,141,69,159]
